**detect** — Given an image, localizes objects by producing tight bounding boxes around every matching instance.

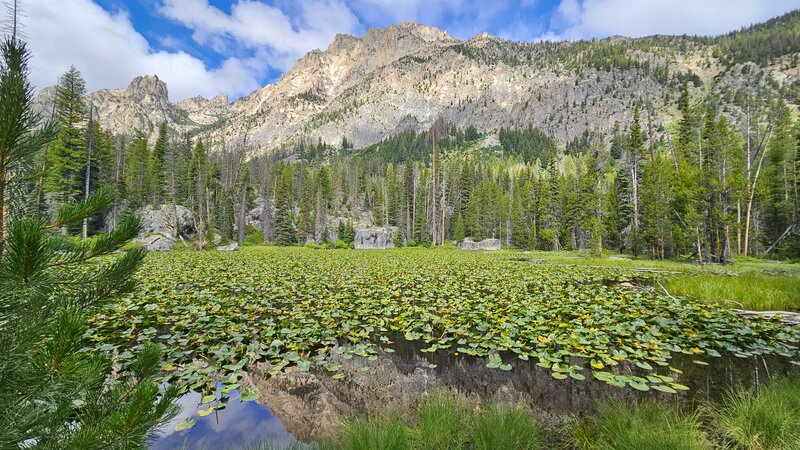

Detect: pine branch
[50,186,116,229]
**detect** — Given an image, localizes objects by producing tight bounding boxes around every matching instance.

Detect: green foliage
[0,36,57,244]
[472,405,541,450]
[452,213,465,242]
[273,164,295,245]
[498,127,557,164]
[87,247,799,396]
[572,400,710,450]
[331,414,412,450]
[667,273,800,311]
[0,188,179,449]
[148,122,168,204]
[714,376,800,449]
[414,392,471,450]
[44,66,87,205]
[715,10,800,66]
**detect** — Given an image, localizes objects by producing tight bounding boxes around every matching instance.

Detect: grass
[667,274,800,311]
[714,376,800,449]
[324,393,542,450]
[472,405,542,450]
[236,377,800,450]
[327,414,412,450]
[414,392,471,450]
[571,401,711,450]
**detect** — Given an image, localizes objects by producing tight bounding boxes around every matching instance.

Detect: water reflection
[150,386,311,450]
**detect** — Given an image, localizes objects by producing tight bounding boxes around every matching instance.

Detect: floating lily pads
[86,248,800,396]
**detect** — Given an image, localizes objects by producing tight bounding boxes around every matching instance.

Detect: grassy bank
[312,376,800,450]
[523,250,800,311]
[666,273,800,311]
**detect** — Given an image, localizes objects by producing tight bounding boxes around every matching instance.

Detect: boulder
[135,234,174,251]
[136,204,195,238]
[458,238,501,251]
[217,242,239,251]
[101,199,132,232]
[354,227,394,249]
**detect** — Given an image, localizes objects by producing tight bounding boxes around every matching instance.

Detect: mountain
[33,12,800,151]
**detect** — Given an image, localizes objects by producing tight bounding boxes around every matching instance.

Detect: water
[149,339,799,448]
[150,386,310,450]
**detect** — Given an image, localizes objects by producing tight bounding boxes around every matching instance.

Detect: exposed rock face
[354,227,394,249]
[33,21,800,149]
[217,242,239,251]
[458,238,501,250]
[136,204,195,238]
[135,234,174,252]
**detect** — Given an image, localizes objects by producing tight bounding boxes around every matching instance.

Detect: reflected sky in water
[149,387,308,450]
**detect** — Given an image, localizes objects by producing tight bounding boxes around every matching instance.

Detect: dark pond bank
[149,337,799,448]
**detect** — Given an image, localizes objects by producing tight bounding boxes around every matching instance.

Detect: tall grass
[327,414,412,450]
[414,392,470,450]
[667,274,800,311]
[571,401,711,450]
[472,405,541,450]
[714,376,800,449]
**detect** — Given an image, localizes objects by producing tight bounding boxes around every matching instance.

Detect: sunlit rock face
[33,23,797,153]
[355,227,395,249]
[458,238,501,250]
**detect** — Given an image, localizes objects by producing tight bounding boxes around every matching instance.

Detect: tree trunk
[82,106,93,240]
[238,185,247,245]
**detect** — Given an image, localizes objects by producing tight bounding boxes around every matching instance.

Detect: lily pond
[85,247,800,447]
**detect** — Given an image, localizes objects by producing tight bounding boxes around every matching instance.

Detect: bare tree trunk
[440,176,447,246]
[238,183,247,245]
[82,105,93,240]
[737,200,741,255]
[744,132,771,256]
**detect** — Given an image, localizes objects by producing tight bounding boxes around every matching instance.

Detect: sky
[17,0,800,101]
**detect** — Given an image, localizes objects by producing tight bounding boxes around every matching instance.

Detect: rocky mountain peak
[127,75,169,101]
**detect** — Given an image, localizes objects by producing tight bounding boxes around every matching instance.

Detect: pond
[151,385,313,449]
[149,337,800,448]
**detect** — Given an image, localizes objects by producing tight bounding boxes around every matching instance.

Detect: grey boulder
[458,238,501,251]
[136,234,174,251]
[136,204,195,238]
[217,242,239,251]
[354,227,394,249]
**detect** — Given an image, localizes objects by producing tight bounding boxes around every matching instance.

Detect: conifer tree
[45,66,86,209]
[0,32,178,449]
[273,164,295,245]
[148,123,168,204]
[126,131,149,207]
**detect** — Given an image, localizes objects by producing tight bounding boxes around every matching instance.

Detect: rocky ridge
[33,19,800,151]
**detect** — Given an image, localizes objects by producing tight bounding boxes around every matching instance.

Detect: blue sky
[22,0,800,101]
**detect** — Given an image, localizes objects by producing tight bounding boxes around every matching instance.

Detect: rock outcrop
[217,242,239,251]
[32,19,800,150]
[135,234,174,252]
[354,227,394,249]
[458,238,501,251]
[136,204,195,238]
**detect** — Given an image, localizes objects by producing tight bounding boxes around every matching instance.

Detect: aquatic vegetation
[87,247,800,400]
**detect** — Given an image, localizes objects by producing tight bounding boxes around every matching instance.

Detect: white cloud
[545,0,799,40]
[159,0,362,71]
[24,0,262,101]
[19,0,800,102]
